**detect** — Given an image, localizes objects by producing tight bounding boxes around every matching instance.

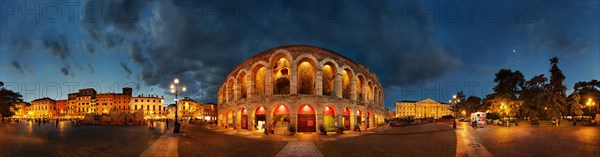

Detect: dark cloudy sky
[1,0,599,110]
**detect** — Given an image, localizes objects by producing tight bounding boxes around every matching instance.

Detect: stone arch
[374,86,379,105]
[253,105,268,131]
[250,61,268,95]
[295,54,318,95]
[356,108,364,127]
[273,77,290,95]
[341,67,354,99]
[270,50,292,95]
[342,107,352,130]
[323,105,336,131]
[226,77,235,102]
[297,104,316,132]
[356,74,366,101]
[321,61,337,96]
[226,110,234,128]
[239,107,249,129]
[272,104,291,133]
[237,70,249,99]
[367,81,373,101]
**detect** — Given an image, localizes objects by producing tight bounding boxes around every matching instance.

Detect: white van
[470,112,486,127]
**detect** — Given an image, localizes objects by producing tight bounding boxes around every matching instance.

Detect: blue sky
[0,0,598,111]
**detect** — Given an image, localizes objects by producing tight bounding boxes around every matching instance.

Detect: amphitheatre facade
[218,45,385,134]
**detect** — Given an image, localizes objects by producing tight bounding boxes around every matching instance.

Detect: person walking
[552,117,556,127]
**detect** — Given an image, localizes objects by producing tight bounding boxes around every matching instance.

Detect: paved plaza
[2,121,600,157]
[0,121,167,157]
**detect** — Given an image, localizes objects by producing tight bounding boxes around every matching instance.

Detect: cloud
[60,67,70,76]
[75,64,83,72]
[524,3,592,55]
[10,60,24,74]
[9,38,33,53]
[128,42,145,64]
[80,0,148,50]
[82,41,95,55]
[81,1,463,102]
[88,63,95,74]
[119,62,132,79]
[43,34,71,60]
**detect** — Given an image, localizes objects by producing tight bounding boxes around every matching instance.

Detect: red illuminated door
[297,114,316,132]
[343,115,350,130]
[241,115,248,129]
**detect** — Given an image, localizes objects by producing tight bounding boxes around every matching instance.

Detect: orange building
[55,100,67,117]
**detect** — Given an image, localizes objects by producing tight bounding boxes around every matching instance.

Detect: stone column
[290,109,297,133]
[350,78,357,101]
[362,83,368,102]
[336,114,342,129]
[335,72,342,98]
[266,67,273,95]
[316,69,323,96]
[266,110,273,134]
[233,80,239,101]
[350,110,355,130]
[290,66,298,94]
[249,112,255,131]
[233,110,238,129]
[247,74,253,98]
[316,107,323,131]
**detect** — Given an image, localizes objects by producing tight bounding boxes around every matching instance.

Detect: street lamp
[451,95,459,129]
[170,78,186,133]
[586,98,596,120]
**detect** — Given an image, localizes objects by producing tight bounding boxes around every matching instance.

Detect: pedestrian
[166,119,169,128]
[55,119,59,127]
[552,117,556,127]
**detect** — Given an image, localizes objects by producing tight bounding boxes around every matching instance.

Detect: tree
[520,74,548,119]
[574,80,600,114]
[546,57,568,118]
[0,81,23,120]
[462,96,483,115]
[569,91,583,118]
[492,69,525,99]
[486,69,525,114]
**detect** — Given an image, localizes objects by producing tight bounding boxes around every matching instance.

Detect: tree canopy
[0,81,24,118]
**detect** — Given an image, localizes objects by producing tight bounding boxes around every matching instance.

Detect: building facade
[95,88,133,115]
[55,100,67,117]
[30,98,56,118]
[203,103,218,122]
[66,88,97,118]
[177,97,203,119]
[130,95,164,118]
[11,102,29,118]
[218,45,385,134]
[395,98,452,118]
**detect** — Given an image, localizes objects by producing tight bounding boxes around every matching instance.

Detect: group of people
[552,117,561,127]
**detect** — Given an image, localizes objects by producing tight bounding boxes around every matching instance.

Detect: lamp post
[170,78,186,133]
[450,95,459,129]
[586,98,595,120]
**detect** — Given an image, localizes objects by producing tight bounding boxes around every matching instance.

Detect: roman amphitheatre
[218,45,385,134]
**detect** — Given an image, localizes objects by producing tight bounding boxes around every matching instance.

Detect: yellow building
[130,95,164,118]
[11,102,29,118]
[395,98,452,118]
[66,88,97,118]
[30,98,56,118]
[177,97,203,119]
